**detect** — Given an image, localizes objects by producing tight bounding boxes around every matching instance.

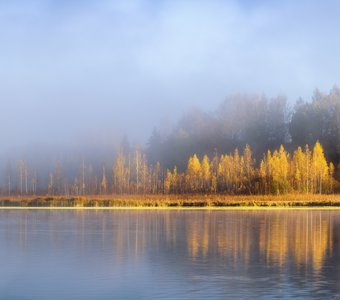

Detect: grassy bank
[1,194,340,208]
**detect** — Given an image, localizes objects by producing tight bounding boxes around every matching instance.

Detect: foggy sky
[1,0,340,157]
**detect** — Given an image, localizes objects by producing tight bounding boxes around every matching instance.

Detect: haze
[1,0,340,158]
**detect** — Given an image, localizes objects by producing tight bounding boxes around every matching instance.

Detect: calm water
[0,209,339,299]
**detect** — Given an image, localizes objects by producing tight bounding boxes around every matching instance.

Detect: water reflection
[0,209,339,299]
[259,211,333,272]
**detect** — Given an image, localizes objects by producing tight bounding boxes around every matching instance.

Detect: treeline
[3,147,165,196]
[3,86,340,196]
[164,142,334,195]
[1,142,335,196]
[147,87,340,173]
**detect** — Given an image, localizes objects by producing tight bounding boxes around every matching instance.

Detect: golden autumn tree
[259,159,267,194]
[151,162,162,194]
[292,146,305,193]
[140,153,149,194]
[218,154,232,193]
[201,155,211,193]
[312,141,329,194]
[163,166,180,194]
[232,148,242,192]
[172,166,178,193]
[243,145,255,194]
[270,145,290,194]
[164,169,172,194]
[210,152,219,193]
[305,144,312,193]
[329,162,335,193]
[259,150,272,194]
[217,155,224,192]
[113,150,127,194]
[186,154,201,193]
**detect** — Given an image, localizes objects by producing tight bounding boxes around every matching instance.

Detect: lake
[0,209,339,299]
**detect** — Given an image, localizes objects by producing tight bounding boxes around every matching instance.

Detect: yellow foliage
[186,154,202,192]
[164,169,172,194]
[312,141,329,194]
[161,142,336,195]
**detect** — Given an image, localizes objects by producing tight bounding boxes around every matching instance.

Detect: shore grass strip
[1,194,340,208]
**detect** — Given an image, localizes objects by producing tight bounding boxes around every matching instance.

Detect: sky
[1,0,340,157]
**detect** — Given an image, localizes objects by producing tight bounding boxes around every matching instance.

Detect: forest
[2,87,340,196]
[148,86,340,170]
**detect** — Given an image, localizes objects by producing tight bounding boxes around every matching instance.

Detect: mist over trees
[147,94,290,171]
[1,141,333,196]
[2,87,340,196]
[290,87,340,164]
[148,87,340,172]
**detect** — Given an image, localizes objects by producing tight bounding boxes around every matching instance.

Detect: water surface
[0,209,339,299]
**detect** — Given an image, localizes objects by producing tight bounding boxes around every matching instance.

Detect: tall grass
[1,194,340,208]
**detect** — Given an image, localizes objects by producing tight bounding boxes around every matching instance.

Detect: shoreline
[2,194,340,209]
[2,206,340,210]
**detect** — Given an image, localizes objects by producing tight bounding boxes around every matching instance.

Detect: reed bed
[1,194,340,208]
